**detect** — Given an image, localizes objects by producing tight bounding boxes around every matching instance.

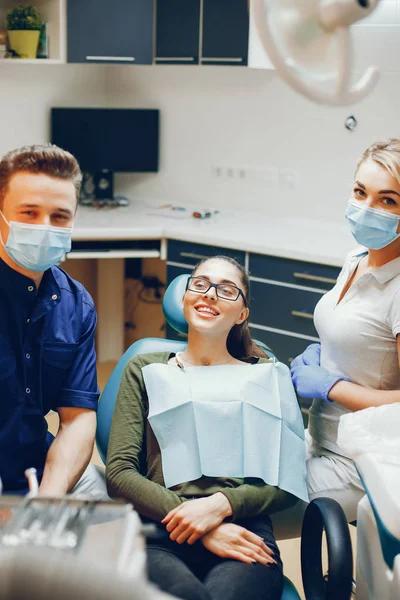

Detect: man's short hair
[0,144,82,209]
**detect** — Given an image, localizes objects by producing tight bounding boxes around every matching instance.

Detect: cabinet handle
[85,56,135,62]
[201,57,243,63]
[155,57,195,62]
[291,310,314,320]
[180,252,210,261]
[293,272,337,285]
[66,250,160,260]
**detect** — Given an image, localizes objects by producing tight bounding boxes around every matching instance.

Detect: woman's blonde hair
[357,139,400,185]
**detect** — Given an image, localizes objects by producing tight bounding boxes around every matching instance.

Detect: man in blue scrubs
[0,144,104,496]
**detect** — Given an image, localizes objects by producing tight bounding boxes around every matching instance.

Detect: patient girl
[106,256,304,600]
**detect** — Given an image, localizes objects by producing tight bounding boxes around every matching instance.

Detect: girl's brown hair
[192,255,270,361]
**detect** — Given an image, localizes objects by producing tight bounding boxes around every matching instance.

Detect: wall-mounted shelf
[0,57,64,64]
[0,0,66,63]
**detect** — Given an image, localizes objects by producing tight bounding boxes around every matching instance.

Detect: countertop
[72,201,355,267]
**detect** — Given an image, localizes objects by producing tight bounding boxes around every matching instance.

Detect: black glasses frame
[186,276,247,306]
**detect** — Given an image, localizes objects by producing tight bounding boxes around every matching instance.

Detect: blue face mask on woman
[0,211,72,272]
[345,199,400,250]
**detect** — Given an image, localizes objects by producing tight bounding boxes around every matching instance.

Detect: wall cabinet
[155,0,201,64]
[5,0,249,67]
[67,0,154,64]
[155,0,249,67]
[201,0,249,66]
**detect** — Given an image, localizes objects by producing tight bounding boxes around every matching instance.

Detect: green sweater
[106,351,298,522]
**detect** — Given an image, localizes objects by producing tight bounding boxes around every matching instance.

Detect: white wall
[106,60,399,222]
[0,63,106,157]
[0,40,399,223]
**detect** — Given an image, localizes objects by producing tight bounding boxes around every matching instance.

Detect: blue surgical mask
[345,199,400,250]
[0,211,72,272]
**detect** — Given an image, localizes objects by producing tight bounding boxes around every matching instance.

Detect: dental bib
[143,361,308,502]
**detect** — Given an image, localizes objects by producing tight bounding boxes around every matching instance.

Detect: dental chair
[96,274,354,600]
[354,453,400,600]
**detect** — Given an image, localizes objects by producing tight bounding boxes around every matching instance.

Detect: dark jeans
[146,516,283,600]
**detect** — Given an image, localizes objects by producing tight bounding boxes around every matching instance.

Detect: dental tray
[0,495,146,579]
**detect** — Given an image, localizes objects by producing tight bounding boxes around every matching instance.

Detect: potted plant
[5,4,43,59]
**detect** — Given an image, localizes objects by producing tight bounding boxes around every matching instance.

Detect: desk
[69,201,354,362]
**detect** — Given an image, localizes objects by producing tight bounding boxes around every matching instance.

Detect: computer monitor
[51,108,160,201]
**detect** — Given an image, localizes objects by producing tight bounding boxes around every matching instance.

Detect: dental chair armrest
[355,453,400,541]
[301,498,353,600]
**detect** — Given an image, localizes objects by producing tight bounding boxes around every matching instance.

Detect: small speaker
[93,169,114,200]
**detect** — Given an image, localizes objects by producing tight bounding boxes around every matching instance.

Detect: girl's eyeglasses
[186,276,247,306]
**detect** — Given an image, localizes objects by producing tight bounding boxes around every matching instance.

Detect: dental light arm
[253,0,381,106]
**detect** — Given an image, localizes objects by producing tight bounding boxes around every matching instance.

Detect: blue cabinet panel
[201,0,249,65]
[249,253,341,291]
[249,327,311,366]
[167,240,246,267]
[250,281,322,337]
[156,0,200,64]
[67,0,154,64]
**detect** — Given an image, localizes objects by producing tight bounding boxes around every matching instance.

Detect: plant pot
[7,30,40,59]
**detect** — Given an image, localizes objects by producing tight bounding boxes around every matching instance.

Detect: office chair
[96,273,353,600]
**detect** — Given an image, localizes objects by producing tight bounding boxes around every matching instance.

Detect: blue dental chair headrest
[162,274,189,335]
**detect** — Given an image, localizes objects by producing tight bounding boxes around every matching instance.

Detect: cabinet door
[250,281,322,338]
[67,0,154,64]
[201,0,249,66]
[156,0,200,64]
[249,253,341,292]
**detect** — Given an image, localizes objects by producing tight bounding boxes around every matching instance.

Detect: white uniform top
[309,248,400,457]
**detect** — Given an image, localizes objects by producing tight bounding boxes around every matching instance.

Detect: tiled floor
[46,361,359,599]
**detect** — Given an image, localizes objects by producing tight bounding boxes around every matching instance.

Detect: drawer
[168,239,246,267]
[250,281,322,337]
[249,253,341,291]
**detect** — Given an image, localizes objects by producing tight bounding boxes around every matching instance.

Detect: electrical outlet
[279,169,296,190]
[212,165,247,180]
[211,164,278,186]
[212,165,223,178]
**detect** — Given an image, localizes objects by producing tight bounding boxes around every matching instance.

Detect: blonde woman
[291,139,400,523]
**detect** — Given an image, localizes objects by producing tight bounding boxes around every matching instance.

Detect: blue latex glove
[290,343,321,370]
[290,364,344,402]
